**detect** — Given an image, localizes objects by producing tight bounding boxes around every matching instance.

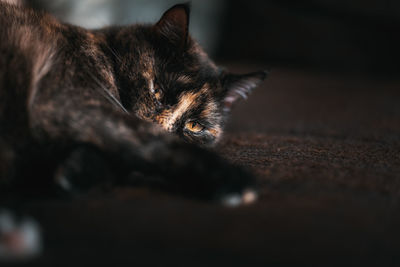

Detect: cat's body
[0,2,266,203]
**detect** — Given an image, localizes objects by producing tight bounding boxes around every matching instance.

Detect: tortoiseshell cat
[0,2,267,204]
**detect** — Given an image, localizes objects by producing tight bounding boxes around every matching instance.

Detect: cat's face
[113,4,266,146]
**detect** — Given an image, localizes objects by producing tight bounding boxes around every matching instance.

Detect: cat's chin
[220,189,258,207]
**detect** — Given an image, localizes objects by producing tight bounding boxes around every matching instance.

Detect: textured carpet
[6,66,400,266]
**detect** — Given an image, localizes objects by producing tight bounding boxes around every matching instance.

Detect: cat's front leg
[122,137,258,205]
[53,145,116,195]
[53,127,258,205]
[29,92,257,204]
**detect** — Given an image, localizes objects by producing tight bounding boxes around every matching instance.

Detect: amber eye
[185,121,204,133]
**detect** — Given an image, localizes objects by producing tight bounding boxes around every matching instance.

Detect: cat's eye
[185,121,204,133]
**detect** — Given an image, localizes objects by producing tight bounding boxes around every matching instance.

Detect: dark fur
[0,2,266,201]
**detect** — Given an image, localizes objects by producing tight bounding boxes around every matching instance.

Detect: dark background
[218,0,400,76]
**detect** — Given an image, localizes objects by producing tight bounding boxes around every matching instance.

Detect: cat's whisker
[103,42,123,63]
[87,72,129,114]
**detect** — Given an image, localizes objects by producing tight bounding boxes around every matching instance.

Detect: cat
[0,2,267,204]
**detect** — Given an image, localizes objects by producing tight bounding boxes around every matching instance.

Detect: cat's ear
[154,3,190,50]
[221,71,268,112]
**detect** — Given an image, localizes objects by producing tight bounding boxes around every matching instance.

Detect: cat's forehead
[161,69,219,88]
[139,56,220,97]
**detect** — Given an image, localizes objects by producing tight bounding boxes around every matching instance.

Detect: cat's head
[112,3,267,146]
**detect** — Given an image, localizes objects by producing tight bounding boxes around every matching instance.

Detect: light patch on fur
[159,91,200,131]
[156,84,211,131]
[142,70,153,83]
[29,50,55,108]
[8,25,57,111]
[148,79,155,93]
[141,57,156,95]
[141,54,155,81]
[208,128,220,138]
[153,110,171,127]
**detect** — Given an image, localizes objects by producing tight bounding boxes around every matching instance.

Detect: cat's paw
[206,159,259,206]
[220,188,258,207]
[54,146,113,195]
[129,141,259,205]
[170,149,258,203]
